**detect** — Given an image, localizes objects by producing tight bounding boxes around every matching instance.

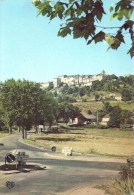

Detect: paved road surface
[0,133,125,195]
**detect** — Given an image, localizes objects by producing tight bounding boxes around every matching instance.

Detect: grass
[73,100,133,112]
[26,128,134,157]
[0,132,9,138]
[95,177,134,195]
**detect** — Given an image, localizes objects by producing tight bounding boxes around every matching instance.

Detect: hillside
[73,101,133,113]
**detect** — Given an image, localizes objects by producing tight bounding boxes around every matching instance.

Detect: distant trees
[108,106,133,128]
[94,92,100,101]
[90,75,133,95]
[98,102,133,128]
[97,101,112,122]
[108,106,122,128]
[53,103,80,124]
[47,82,54,90]
[47,75,133,103]
[92,80,103,91]
[57,94,76,103]
[121,88,132,101]
[79,88,86,97]
[120,110,133,128]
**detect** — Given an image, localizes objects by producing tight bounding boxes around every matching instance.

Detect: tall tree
[0,79,19,133]
[121,88,132,101]
[120,110,133,128]
[0,79,56,137]
[108,105,122,127]
[32,0,134,57]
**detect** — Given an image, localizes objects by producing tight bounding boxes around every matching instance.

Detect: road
[0,133,125,195]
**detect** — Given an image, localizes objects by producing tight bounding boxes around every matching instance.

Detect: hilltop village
[40,71,107,89]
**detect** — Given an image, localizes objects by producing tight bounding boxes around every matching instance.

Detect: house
[69,112,96,125]
[101,114,110,126]
[82,112,96,124]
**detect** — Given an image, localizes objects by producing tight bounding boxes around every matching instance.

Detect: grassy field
[0,132,8,138]
[73,101,133,112]
[26,128,134,157]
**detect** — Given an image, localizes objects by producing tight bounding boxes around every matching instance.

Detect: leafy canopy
[32,0,134,57]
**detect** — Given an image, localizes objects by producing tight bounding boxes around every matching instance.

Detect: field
[26,128,134,157]
[73,100,133,112]
[0,132,8,138]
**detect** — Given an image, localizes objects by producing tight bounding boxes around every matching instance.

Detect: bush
[82,98,87,102]
[98,159,134,195]
[97,125,108,129]
[86,124,108,129]
[1,125,8,132]
[114,159,134,195]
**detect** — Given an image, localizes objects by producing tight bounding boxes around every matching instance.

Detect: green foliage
[33,0,134,57]
[108,105,133,128]
[108,106,122,127]
[0,79,57,131]
[92,80,103,91]
[97,101,133,128]
[47,82,54,90]
[57,94,76,103]
[103,101,113,113]
[79,87,86,97]
[94,92,100,101]
[120,110,133,128]
[121,88,133,101]
[55,102,80,123]
[114,159,134,195]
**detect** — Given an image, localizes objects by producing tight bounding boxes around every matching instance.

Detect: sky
[0,0,133,83]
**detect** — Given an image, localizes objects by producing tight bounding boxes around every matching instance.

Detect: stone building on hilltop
[41,71,107,89]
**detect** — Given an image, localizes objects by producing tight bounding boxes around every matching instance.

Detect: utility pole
[97,111,99,125]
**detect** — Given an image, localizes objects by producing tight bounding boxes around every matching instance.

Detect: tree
[103,101,113,113]
[79,87,86,97]
[32,0,134,57]
[55,102,80,124]
[47,82,54,90]
[67,104,80,121]
[108,106,122,127]
[0,79,57,137]
[121,88,132,101]
[57,94,76,103]
[120,110,133,128]
[0,79,20,133]
[43,93,57,128]
[94,92,100,101]
[87,110,92,114]
[68,87,74,94]
[97,101,112,122]
[92,80,103,91]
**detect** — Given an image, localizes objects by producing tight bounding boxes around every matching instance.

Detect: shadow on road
[0,163,46,174]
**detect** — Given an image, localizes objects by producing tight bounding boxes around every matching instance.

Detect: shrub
[82,98,87,102]
[97,125,108,129]
[115,159,134,195]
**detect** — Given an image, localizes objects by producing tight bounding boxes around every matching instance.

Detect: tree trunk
[35,125,38,134]
[24,130,27,139]
[18,126,21,132]
[9,126,12,134]
[22,128,25,139]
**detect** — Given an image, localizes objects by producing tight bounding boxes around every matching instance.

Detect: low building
[101,114,110,126]
[69,112,96,125]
